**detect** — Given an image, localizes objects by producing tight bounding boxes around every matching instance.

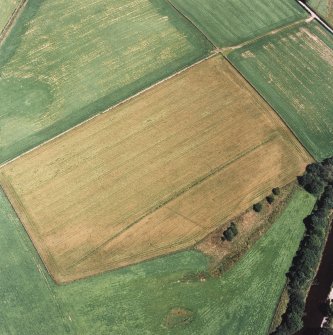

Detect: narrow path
[219,17,308,54]
[298,0,333,34]
[0,0,28,47]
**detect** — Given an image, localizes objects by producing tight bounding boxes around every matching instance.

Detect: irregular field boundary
[67,134,282,271]
[0,55,312,283]
[0,135,304,284]
[0,125,293,283]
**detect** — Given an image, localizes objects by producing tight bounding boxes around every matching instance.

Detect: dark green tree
[266,194,274,204]
[253,203,262,212]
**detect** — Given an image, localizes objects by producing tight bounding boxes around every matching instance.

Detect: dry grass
[196,183,297,275]
[0,56,312,283]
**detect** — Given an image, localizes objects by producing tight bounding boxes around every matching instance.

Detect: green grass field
[0,0,20,34]
[0,0,212,164]
[228,21,333,161]
[0,186,315,335]
[309,0,333,25]
[168,0,306,47]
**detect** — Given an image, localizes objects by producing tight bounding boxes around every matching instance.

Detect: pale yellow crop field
[0,56,311,283]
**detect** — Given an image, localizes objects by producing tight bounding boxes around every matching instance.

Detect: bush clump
[222,222,238,242]
[253,203,263,213]
[266,194,275,204]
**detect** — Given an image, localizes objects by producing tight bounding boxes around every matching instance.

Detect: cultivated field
[0,185,315,335]
[309,0,333,25]
[228,21,333,161]
[0,0,212,164]
[0,0,20,34]
[168,0,306,47]
[0,56,311,283]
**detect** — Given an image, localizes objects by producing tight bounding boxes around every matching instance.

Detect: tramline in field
[0,0,212,164]
[0,55,311,283]
[0,185,315,334]
[168,0,306,47]
[0,0,20,34]
[228,21,333,161]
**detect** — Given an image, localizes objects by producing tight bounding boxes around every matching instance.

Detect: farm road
[0,0,28,47]
[298,0,333,34]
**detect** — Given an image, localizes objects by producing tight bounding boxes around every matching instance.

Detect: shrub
[222,223,238,242]
[272,187,280,196]
[266,194,274,204]
[230,222,238,236]
[253,203,262,212]
[223,229,234,242]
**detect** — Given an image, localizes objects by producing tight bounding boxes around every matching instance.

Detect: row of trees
[253,187,281,212]
[272,160,333,334]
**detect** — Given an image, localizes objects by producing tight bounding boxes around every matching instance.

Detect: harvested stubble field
[0,186,315,335]
[228,21,333,161]
[168,0,306,47]
[0,0,20,33]
[0,55,312,283]
[309,0,333,25]
[0,0,212,164]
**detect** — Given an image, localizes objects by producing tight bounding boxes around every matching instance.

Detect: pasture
[0,0,212,164]
[0,0,20,34]
[309,0,333,25]
[0,185,315,335]
[168,0,306,47]
[228,21,333,161]
[0,56,311,283]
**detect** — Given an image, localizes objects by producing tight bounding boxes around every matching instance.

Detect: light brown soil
[0,55,312,283]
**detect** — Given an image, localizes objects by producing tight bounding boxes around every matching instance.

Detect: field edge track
[0,0,28,47]
[297,0,333,34]
[0,55,313,283]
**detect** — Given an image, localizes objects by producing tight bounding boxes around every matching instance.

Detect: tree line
[272,158,333,334]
